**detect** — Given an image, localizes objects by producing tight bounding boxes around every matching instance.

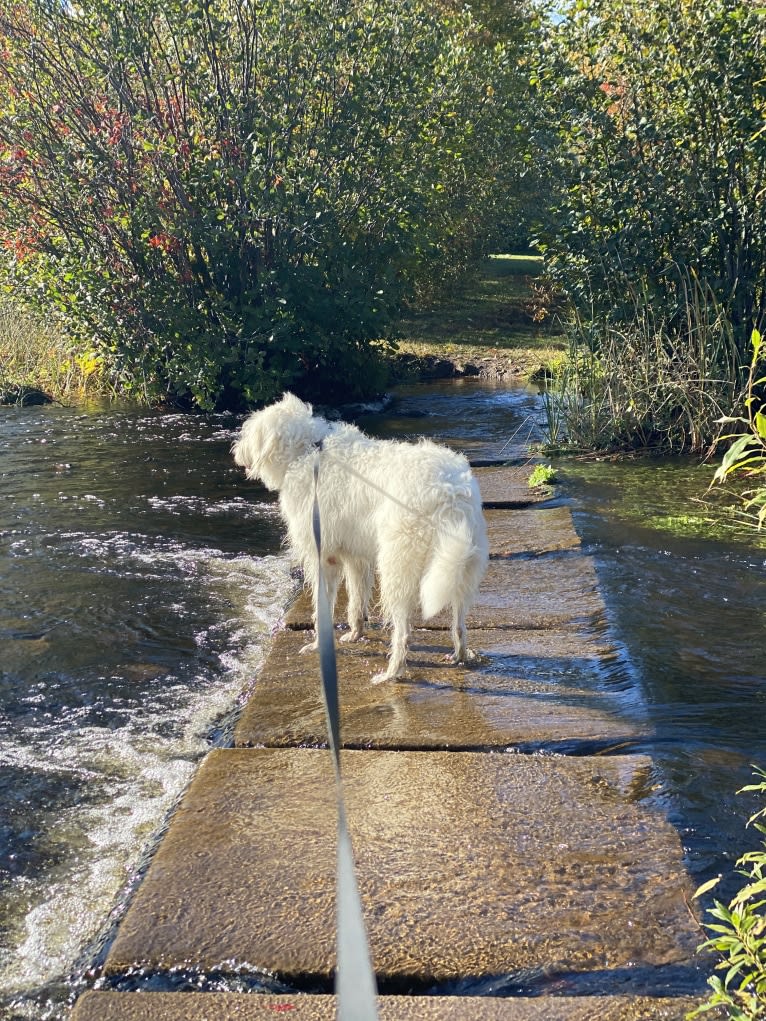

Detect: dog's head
[232,392,327,491]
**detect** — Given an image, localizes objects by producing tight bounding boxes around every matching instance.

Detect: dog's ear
[280,391,313,417]
[231,413,268,477]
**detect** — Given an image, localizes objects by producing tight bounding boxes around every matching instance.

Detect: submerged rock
[0,384,53,406]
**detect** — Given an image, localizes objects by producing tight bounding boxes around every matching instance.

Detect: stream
[1,380,765,1018]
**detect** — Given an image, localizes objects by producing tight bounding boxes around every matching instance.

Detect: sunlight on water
[0,403,295,1019]
[0,549,294,1017]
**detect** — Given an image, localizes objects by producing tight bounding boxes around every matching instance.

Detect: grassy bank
[1,255,565,407]
[392,253,566,381]
[0,303,106,405]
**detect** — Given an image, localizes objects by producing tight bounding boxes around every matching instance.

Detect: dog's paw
[370,669,394,684]
[445,647,480,666]
[339,630,365,644]
[371,665,407,684]
[299,639,318,654]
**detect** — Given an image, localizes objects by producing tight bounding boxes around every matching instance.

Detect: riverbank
[1,255,565,407]
[0,304,106,406]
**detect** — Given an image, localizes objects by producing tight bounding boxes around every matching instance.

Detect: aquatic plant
[711,330,766,528]
[528,463,556,487]
[541,275,739,454]
[690,766,766,1020]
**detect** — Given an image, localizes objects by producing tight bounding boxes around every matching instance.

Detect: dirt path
[391,253,567,384]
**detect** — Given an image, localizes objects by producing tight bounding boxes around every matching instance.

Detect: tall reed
[542,273,743,454]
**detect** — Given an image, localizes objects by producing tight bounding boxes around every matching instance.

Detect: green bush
[690,767,766,1020]
[0,0,527,409]
[531,0,766,450]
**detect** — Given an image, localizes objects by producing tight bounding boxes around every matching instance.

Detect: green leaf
[695,876,723,898]
[752,328,763,361]
[715,434,762,483]
[724,961,744,987]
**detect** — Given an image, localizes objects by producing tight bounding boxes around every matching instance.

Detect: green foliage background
[0,0,529,409]
[530,0,766,452]
[534,0,766,351]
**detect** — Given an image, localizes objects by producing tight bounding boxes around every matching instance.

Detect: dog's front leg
[372,547,417,682]
[299,558,340,654]
[371,600,414,682]
[339,559,373,644]
[371,614,411,683]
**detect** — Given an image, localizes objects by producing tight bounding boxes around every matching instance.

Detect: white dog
[232,392,488,682]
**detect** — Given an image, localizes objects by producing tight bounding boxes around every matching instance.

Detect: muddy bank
[391,350,550,385]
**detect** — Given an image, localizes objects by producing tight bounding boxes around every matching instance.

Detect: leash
[312,450,379,1020]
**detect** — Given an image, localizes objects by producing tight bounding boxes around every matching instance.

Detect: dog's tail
[419,509,488,620]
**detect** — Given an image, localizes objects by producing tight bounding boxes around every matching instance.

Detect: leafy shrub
[711,330,766,527]
[690,766,766,1020]
[532,0,766,451]
[534,0,766,358]
[0,0,526,409]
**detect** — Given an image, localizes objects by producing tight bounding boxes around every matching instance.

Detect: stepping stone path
[72,465,704,1020]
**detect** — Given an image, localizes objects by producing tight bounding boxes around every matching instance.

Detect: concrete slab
[234,628,641,750]
[285,557,605,632]
[72,991,702,1021]
[485,507,581,556]
[475,466,555,506]
[432,556,604,630]
[104,749,698,984]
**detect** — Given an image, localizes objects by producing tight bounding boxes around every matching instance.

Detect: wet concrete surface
[234,627,642,750]
[285,557,606,632]
[73,991,700,1020]
[484,507,582,556]
[474,466,556,507]
[75,464,706,1018]
[104,748,697,982]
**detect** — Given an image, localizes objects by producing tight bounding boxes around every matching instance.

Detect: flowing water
[0,402,294,1019]
[1,380,765,1017]
[370,385,766,898]
[561,458,766,894]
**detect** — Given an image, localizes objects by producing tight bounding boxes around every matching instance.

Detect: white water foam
[146,495,275,519]
[0,551,295,1005]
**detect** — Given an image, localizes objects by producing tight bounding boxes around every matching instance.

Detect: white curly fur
[232,392,489,682]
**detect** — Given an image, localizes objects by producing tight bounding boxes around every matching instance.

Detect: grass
[0,302,106,404]
[392,253,567,380]
[540,276,742,455]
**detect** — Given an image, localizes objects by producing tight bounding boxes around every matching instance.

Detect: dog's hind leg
[448,603,479,665]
